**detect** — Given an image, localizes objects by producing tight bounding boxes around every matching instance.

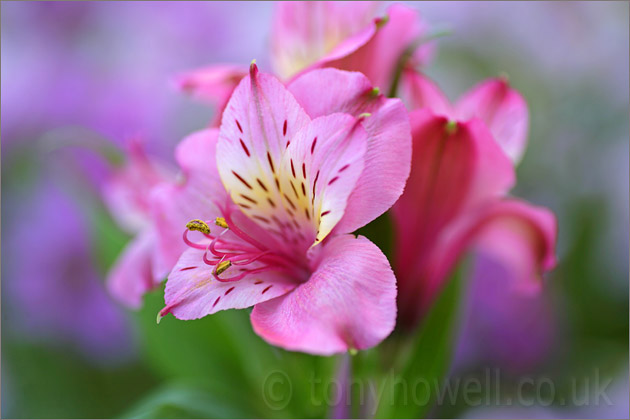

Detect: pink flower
[278,2,432,91]
[179,2,431,123]
[102,139,174,308]
[392,72,557,327]
[155,63,411,354]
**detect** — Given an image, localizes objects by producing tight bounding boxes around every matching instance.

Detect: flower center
[182,202,308,283]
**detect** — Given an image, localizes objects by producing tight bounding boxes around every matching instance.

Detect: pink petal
[161,248,297,321]
[216,65,310,231]
[106,229,158,309]
[399,69,453,116]
[150,129,226,277]
[469,199,557,290]
[270,2,381,80]
[218,65,366,252]
[280,113,368,245]
[251,234,397,355]
[392,112,515,323]
[324,4,429,92]
[463,118,516,210]
[419,199,557,311]
[288,68,412,234]
[455,78,529,163]
[175,128,225,186]
[175,64,248,126]
[102,138,173,234]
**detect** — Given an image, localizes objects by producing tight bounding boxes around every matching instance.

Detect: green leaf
[375,266,464,418]
[120,381,259,419]
[137,289,264,391]
[135,289,338,418]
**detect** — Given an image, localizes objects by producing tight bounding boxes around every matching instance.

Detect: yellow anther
[215,260,232,276]
[215,217,229,229]
[358,112,372,119]
[186,219,211,234]
[369,87,380,97]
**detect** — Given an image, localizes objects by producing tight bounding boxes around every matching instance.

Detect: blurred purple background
[1,2,628,418]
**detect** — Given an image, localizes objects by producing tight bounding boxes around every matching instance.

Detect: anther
[186,219,211,234]
[215,260,232,275]
[369,87,380,97]
[215,217,229,229]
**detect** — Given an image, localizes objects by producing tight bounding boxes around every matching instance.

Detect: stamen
[215,260,232,275]
[231,250,271,265]
[215,217,229,228]
[183,230,209,250]
[186,219,211,234]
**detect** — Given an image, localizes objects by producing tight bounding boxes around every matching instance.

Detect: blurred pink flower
[392,74,557,328]
[156,65,411,354]
[178,2,432,124]
[270,2,432,89]
[103,139,175,308]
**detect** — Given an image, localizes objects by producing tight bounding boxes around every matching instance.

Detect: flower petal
[175,64,248,125]
[216,65,310,241]
[150,129,226,277]
[102,138,173,234]
[251,234,397,355]
[393,112,514,272]
[455,78,529,163]
[280,113,367,246]
[467,199,557,292]
[396,197,557,325]
[425,199,557,305]
[270,2,380,80]
[399,70,452,115]
[392,112,515,324]
[161,247,297,320]
[106,229,158,309]
[288,68,412,234]
[325,4,429,92]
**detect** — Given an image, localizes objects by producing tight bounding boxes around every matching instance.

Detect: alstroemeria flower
[179,2,431,122]
[103,139,174,308]
[155,64,410,354]
[271,2,432,90]
[392,77,557,327]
